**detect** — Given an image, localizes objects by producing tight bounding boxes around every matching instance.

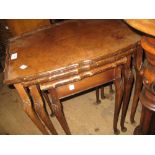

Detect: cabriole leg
[49,88,71,135]
[29,85,57,135]
[113,65,124,135]
[121,56,134,132]
[14,84,49,135]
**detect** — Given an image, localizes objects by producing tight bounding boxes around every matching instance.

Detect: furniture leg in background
[96,84,115,104]
[96,87,101,104]
[130,44,143,124]
[121,55,134,132]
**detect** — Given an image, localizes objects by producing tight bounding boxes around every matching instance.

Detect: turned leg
[96,88,101,104]
[29,85,57,135]
[14,84,49,135]
[49,88,71,135]
[121,55,134,132]
[113,65,124,135]
[130,45,143,124]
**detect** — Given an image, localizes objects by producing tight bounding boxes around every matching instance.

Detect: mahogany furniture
[5,19,102,113]
[126,19,155,134]
[4,20,140,134]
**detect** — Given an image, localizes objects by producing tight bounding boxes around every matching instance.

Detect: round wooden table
[125,19,155,134]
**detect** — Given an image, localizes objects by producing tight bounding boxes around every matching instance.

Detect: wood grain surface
[4,20,140,84]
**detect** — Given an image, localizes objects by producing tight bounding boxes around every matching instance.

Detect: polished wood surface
[134,36,155,134]
[4,20,140,85]
[141,36,155,59]
[125,19,155,37]
[4,20,141,134]
[41,68,115,99]
[40,58,126,98]
[6,19,51,37]
[126,19,155,134]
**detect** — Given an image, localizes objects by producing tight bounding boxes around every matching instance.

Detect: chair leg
[130,71,143,124]
[14,84,50,135]
[96,88,101,104]
[121,56,134,132]
[49,88,71,135]
[113,66,124,135]
[29,85,57,135]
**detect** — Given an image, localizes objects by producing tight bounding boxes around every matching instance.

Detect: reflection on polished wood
[125,19,155,37]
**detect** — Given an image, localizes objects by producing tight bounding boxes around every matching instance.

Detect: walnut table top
[4,20,140,85]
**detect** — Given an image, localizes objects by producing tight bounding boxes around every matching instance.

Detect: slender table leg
[43,92,55,117]
[130,45,143,124]
[100,85,114,101]
[96,88,101,104]
[49,88,71,135]
[109,85,114,94]
[113,65,124,135]
[101,87,106,99]
[29,85,57,135]
[14,84,49,135]
[121,55,134,132]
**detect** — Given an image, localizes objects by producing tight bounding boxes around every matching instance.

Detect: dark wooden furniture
[4,20,140,134]
[126,19,155,134]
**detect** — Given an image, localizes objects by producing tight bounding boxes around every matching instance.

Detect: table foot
[121,127,127,132]
[114,129,120,135]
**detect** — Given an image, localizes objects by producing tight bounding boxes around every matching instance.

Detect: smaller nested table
[4,20,140,134]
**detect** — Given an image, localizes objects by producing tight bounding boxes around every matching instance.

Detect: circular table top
[125,20,155,65]
[125,19,155,37]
